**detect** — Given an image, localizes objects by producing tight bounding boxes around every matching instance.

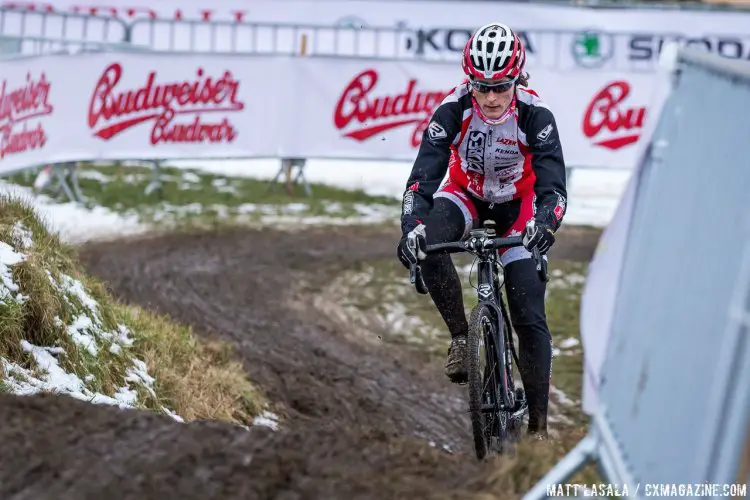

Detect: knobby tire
[467,302,505,460]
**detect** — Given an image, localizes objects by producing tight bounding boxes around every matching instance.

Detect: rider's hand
[523,218,556,254]
[397,223,427,269]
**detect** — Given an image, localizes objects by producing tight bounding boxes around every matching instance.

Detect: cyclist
[397,22,567,438]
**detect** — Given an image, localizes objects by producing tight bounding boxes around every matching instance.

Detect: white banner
[0,52,285,173]
[1,50,670,174]
[4,0,750,30]
[4,0,750,70]
[285,57,662,169]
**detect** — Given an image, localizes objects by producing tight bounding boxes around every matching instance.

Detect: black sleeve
[400,99,462,235]
[524,105,568,231]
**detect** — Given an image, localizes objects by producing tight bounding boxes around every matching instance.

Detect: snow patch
[252,410,280,431]
[0,180,147,244]
[11,222,33,249]
[0,240,27,305]
[0,225,182,422]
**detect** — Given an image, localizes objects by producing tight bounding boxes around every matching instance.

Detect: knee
[420,252,453,278]
[504,259,548,327]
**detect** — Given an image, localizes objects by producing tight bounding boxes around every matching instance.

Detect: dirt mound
[0,393,491,500]
[0,223,601,499]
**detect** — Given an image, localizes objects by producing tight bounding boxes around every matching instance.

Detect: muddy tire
[467,302,505,461]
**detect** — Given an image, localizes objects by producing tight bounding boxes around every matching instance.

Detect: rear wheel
[467,303,507,460]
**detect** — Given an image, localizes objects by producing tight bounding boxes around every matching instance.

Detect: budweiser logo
[582,81,646,150]
[0,72,53,159]
[333,69,448,148]
[88,63,245,145]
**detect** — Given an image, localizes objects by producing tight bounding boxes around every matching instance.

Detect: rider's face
[470,77,515,120]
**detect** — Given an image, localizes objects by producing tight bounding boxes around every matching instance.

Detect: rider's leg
[493,192,551,436]
[504,258,552,436]
[419,186,477,382]
[420,196,471,340]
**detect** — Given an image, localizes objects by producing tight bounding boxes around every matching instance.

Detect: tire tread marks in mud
[0,225,601,498]
[68,226,490,499]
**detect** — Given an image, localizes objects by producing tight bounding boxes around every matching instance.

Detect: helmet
[462,23,526,81]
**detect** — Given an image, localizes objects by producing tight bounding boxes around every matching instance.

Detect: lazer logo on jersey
[333,69,450,148]
[582,81,646,150]
[465,130,486,174]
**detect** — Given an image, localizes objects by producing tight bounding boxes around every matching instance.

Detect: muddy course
[0,223,600,500]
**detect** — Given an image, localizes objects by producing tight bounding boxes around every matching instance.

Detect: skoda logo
[572,30,614,69]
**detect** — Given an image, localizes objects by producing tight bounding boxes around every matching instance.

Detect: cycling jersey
[400,81,567,236]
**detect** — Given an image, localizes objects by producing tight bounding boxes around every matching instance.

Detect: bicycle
[408,219,549,460]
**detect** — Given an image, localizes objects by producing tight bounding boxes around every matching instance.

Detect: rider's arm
[525,105,568,231]
[400,99,463,235]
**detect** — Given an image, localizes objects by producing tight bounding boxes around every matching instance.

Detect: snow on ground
[0,180,147,245]
[170,158,631,228]
[0,222,183,421]
[2,159,630,245]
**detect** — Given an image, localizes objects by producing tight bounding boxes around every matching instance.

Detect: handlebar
[409,235,549,295]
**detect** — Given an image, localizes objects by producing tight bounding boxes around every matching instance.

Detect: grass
[0,194,266,425]
[7,162,400,227]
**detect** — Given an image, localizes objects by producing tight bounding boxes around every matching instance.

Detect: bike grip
[532,247,549,283]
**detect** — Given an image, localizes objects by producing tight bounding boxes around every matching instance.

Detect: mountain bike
[409,219,548,460]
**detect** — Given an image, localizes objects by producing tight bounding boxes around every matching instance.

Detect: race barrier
[0,49,669,176]
[3,0,750,67]
[525,46,750,497]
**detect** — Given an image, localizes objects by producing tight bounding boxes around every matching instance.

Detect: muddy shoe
[527,429,549,441]
[444,336,468,384]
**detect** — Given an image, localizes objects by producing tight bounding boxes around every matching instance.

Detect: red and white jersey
[400,81,567,235]
[445,84,548,203]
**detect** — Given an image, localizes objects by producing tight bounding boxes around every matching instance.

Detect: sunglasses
[469,77,518,94]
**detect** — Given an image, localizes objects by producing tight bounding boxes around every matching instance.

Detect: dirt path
[0,224,601,499]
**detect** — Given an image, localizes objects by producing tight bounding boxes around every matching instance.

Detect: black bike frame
[409,228,547,411]
[476,256,514,410]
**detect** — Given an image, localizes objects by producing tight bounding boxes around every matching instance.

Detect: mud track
[0,224,600,499]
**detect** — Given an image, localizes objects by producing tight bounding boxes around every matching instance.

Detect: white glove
[523,218,556,254]
[400,223,427,266]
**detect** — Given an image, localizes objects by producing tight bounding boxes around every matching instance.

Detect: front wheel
[467,303,507,460]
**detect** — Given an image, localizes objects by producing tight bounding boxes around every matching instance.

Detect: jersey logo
[537,123,554,141]
[427,121,447,141]
[466,130,486,174]
[402,190,414,215]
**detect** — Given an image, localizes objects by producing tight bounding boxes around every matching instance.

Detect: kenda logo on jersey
[0,71,54,160]
[582,80,646,150]
[87,62,245,145]
[333,69,449,148]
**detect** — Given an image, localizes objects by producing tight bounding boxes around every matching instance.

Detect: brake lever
[532,247,549,283]
[410,263,429,295]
